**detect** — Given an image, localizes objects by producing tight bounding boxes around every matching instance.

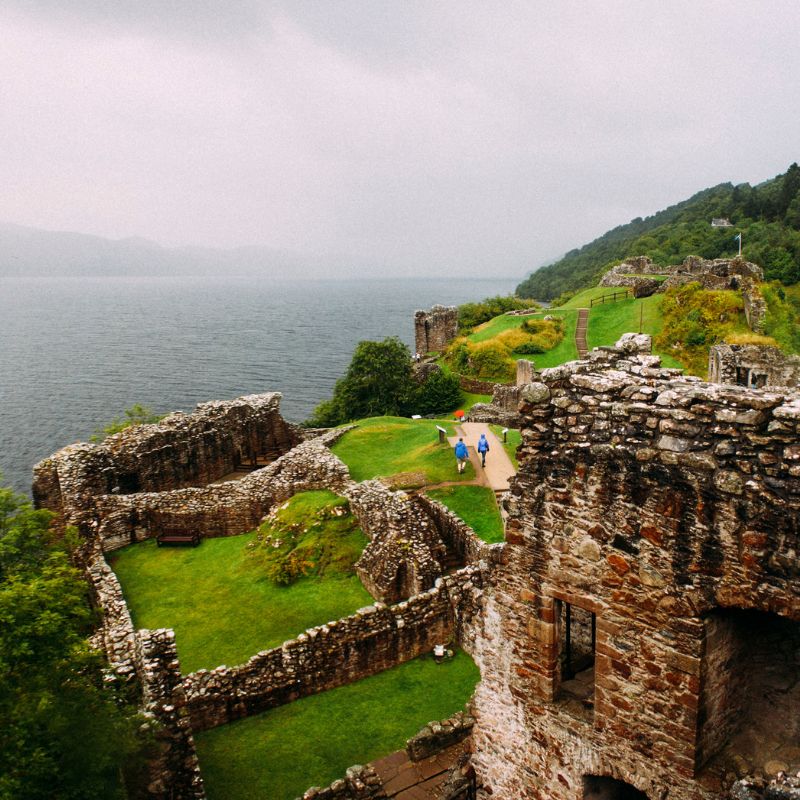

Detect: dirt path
[447,423,516,492]
[575,308,589,358]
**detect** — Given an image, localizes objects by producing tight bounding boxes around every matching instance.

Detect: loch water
[0,275,514,495]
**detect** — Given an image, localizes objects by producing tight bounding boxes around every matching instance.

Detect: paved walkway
[372,741,467,799]
[575,308,589,358]
[447,423,516,492]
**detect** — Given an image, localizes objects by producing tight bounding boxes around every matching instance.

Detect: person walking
[477,433,490,467]
[454,437,469,474]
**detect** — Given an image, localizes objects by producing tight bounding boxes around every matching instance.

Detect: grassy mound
[249,491,364,585]
[111,497,372,673]
[332,417,473,486]
[425,485,504,543]
[194,650,480,800]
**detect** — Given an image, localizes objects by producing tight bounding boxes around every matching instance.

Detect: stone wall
[406,710,475,762]
[708,344,800,389]
[91,434,352,552]
[33,392,304,531]
[742,277,767,333]
[182,568,484,731]
[458,375,500,394]
[297,766,388,800]
[415,305,459,354]
[136,629,205,799]
[469,337,800,799]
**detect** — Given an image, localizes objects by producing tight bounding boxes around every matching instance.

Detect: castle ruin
[32,336,800,799]
[414,304,459,354]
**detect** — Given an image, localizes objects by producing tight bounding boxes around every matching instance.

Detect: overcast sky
[1,1,798,277]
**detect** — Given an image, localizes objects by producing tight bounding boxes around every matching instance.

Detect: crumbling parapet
[298,765,388,800]
[33,392,305,533]
[414,305,458,354]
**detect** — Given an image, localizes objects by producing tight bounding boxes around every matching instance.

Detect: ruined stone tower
[469,344,800,800]
[414,304,458,354]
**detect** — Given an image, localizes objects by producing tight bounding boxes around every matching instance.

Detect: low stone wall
[92,435,352,551]
[348,481,447,602]
[85,542,138,679]
[136,629,205,799]
[182,568,484,732]
[406,710,475,761]
[414,494,500,568]
[298,765,388,800]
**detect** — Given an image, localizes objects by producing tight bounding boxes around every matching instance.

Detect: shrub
[467,341,515,381]
[415,370,462,415]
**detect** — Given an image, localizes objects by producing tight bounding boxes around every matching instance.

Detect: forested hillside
[517,164,800,301]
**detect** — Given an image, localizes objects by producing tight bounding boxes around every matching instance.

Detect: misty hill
[517,163,800,301]
[0,222,322,278]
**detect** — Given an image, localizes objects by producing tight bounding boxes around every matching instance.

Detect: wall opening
[697,609,800,778]
[555,600,596,718]
[583,775,649,799]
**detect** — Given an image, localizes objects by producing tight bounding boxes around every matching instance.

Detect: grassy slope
[425,485,504,543]
[585,295,683,369]
[195,650,480,800]
[465,310,579,367]
[332,416,475,486]
[111,526,373,674]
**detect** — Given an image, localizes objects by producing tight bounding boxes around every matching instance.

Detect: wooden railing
[590,290,630,307]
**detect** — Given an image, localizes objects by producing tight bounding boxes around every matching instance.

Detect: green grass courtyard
[110,491,374,673]
[195,649,480,800]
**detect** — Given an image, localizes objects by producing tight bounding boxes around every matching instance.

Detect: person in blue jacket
[454,437,469,473]
[477,433,490,467]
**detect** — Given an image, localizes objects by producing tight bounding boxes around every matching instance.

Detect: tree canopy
[517,163,800,300]
[0,480,144,799]
[308,337,461,426]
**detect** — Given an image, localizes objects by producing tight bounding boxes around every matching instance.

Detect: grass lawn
[489,425,522,469]
[425,485,504,543]
[468,313,532,342]
[515,309,579,368]
[455,391,492,412]
[111,501,373,673]
[332,416,474,486]
[558,285,631,309]
[195,650,480,800]
[586,294,682,368]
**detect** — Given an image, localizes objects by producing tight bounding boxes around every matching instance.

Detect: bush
[467,341,515,381]
[415,370,462,415]
[307,337,414,426]
[91,404,164,442]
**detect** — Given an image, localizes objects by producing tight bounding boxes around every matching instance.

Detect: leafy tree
[516,163,800,300]
[0,480,144,799]
[91,403,164,442]
[308,337,415,426]
[414,370,462,415]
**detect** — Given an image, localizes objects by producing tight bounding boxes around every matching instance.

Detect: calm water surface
[0,275,514,494]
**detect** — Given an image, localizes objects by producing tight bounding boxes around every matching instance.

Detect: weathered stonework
[468,336,800,800]
[415,305,459,354]
[709,344,800,389]
[406,710,475,762]
[181,568,485,731]
[33,393,304,534]
[298,765,388,800]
